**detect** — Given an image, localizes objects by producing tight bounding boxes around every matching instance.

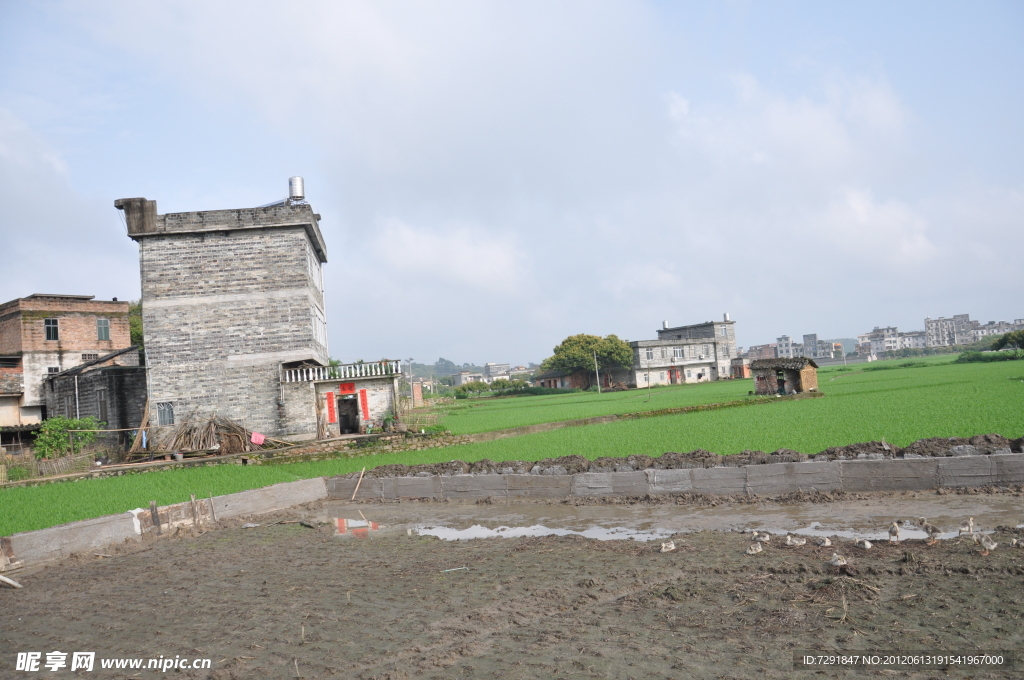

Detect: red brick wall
[0,309,23,354]
[10,298,130,353]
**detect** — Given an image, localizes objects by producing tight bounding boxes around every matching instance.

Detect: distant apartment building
[898,330,927,349]
[973,319,1024,341]
[776,335,793,358]
[453,371,485,386]
[627,315,737,386]
[858,326,900,355]
[0,294,136,427]
[802,333,835,359]
[924,314,975,347]
[746,344,778,360]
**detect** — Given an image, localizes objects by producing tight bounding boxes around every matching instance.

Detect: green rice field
[1,356,1021,537]
[439,379,753,434]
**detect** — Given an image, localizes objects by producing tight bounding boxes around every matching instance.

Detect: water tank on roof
[289,176,305,200]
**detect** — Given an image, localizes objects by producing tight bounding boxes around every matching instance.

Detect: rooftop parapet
[116,198,328,263]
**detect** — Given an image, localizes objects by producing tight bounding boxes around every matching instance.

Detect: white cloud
[1,4,1021,362]
[369,217,529,295]
[820,189,936,266]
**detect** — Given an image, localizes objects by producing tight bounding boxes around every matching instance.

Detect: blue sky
[1,1,1022,365]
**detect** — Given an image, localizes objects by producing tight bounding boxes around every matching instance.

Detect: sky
[1,1,1022,366]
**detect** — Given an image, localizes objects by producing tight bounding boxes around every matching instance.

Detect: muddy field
[3,494,1024,679]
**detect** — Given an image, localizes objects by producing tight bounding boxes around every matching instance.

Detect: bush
[34,416,104,459]
[954,351,1020,364]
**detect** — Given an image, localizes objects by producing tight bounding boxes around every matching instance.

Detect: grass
[2,356,1021,536]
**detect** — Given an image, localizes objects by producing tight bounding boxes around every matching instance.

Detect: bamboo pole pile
[123,413,288,461]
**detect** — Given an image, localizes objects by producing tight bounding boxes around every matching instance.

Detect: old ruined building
[44,348,148,449]
[751,357,819,396]
[628,315,737,387]
[0,295,139,439]
[118,178,400,440]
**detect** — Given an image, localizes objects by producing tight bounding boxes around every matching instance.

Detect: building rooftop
[116,197,328,263]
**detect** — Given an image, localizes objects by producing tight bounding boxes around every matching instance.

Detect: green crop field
[1,356,1021,537]
[451,358,1023,461]
[438,379,752,434]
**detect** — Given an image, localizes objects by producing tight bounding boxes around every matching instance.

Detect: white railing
[281,360,402,383]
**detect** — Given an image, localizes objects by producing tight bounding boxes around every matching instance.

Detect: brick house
[751,357,818,396]
[118,178,400,440]
[0,294,134,427]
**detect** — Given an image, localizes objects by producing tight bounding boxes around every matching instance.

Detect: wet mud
[3,491,1024,679]
[352,434,1023,479]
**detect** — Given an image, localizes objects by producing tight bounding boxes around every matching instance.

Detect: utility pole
[593,350,601,394]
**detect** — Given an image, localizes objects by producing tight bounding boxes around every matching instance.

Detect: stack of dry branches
[124,414,287,461]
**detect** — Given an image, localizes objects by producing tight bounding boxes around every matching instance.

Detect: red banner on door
[359,389,370,420]
[339,382,355,394]
[325,392,336,423]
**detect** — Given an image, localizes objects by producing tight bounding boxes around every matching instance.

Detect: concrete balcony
[281,360,402,383]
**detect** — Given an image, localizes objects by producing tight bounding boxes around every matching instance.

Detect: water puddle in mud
[324,492,1024,543]
[413,524,674,542]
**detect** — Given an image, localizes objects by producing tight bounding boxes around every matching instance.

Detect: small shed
[750,357,818,395]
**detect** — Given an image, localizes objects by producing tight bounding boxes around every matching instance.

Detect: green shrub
[34,416,104,459]
[954,351,1020,364]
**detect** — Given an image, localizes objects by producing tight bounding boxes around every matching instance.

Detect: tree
[993,330,1024,358]
[129,300,144,364]
[434,358,459,375]
[541,334,633,375]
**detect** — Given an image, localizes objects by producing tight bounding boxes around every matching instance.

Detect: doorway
[337,396,360,434]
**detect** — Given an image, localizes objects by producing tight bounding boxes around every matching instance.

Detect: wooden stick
[190,494,198,528]
[149,500,161,535]
[351,467,366,501]
[208,493,218,522]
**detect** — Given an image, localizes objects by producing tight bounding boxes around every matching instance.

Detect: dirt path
[2,494,1023,679]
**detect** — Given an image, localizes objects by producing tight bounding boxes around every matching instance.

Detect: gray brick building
[628,315,737,386]
[118,179,334,437]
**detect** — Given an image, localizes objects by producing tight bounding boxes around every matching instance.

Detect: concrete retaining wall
[5,455,1023,573]
[326,453,1024,502]
[2,477,327,571]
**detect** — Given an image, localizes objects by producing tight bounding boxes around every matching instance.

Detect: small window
[644,348,653,361]
[686,369,692,378]
[44,318,59,341]
[659,372,665,380]
[97,318,110,341]
[157,402,175,426]
[673,347,684,359]
[48,366,60,374]
[82,353,99,362]
[96,388,109,425]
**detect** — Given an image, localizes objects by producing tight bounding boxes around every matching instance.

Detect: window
[96,388,109,425]
[44,318,59,341]
[97,318,110,341]
[686,369,692,378]
[157,402,175,426]
[644,348,653,361]
[673,347,684,359]
[659,372,665,381]
[82,353,99,362]
[48,366,60,374]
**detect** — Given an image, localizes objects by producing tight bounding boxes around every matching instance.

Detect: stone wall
[44,366,147,447]
[138,226,328,436]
